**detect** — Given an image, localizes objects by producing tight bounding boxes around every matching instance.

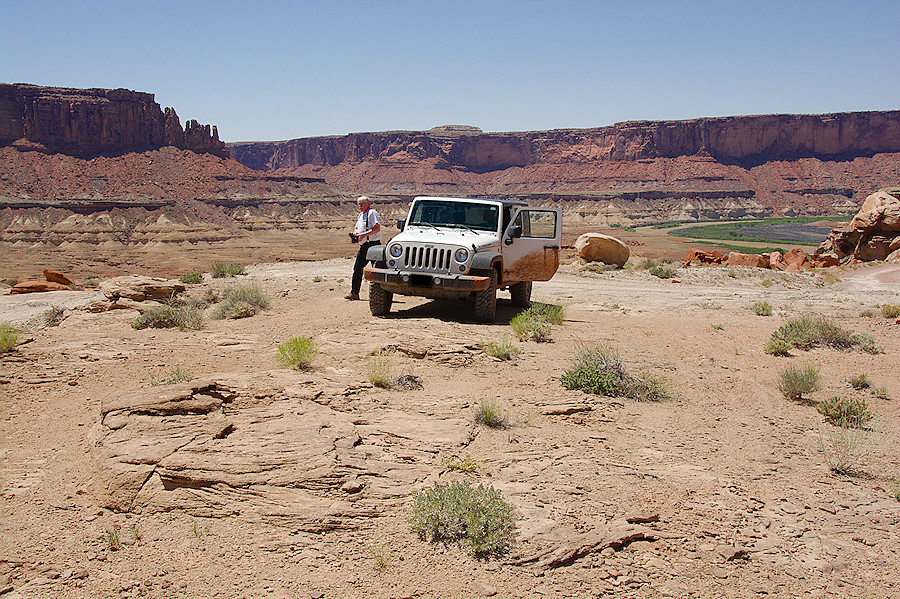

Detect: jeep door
[501,207,562,282]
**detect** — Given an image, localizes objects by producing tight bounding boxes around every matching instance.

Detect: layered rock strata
[0,83,226,156]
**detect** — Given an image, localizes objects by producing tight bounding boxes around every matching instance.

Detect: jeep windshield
[408,199,499,232]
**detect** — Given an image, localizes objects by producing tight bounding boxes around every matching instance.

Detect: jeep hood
[389,226,499,250]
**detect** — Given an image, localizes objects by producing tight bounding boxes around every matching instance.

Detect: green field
[668,216,850,246]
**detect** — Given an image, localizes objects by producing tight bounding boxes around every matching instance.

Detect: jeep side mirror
[510,225,522,238]
[397,218,406,231]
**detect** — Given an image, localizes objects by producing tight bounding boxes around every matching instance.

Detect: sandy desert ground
[1,257,899,599]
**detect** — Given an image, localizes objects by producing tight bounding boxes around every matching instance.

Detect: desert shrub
[848,373,871,390]
[368,351,398,388]
[872,386,890,400]
[764,336,793,356]
[817,396,873,429]
[43,306,66,327]
[753,301,773,316]
[889,478,900,501]
[648,265,676,279]
[480,338,520,361]
[211,262,246,278]
[82,276,100,288]
[580,263,610,274]
[408,481,515,557]
[560,344,671,402]
[394,374,424,390]
[312,276,323,283]
[860,309,877,318]
[880,304,900,318]
[777,363,821,400]
[761,278,774,287]
[768,314,880,353]
[0,322,22,352]
[276,336,319,370]
[212,285,270,319]
[510,310,551,342]
[475,398,507,429]
[1,277,20,287]
[639,258,659,270]
[131,304,204,331]
[151,365,194,386]
[441,454,481,472]
[179,272,203,284]
[529,302,565,325]
[819,423,878,475]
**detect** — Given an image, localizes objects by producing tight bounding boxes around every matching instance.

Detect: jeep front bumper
[364,266,490,298]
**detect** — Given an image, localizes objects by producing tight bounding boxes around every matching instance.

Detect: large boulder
[851,191,900,233]
[99,275,186,301]
[724,252,769,268]
[10,280,73,294]
[781,247,810,272]
[43,269,74,286]
[575,233,629,267]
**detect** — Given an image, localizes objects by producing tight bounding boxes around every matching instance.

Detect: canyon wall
[229,112,900,220]
[0,83,226,156]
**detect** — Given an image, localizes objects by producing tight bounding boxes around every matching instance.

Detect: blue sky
[2,1,897,142]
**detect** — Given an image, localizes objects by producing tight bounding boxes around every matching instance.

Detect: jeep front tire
[369,283,392,316]
[474,269,497,323]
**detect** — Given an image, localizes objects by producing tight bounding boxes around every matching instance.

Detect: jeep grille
[400,244,454,274]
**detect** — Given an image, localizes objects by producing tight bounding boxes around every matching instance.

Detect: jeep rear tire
[510,281,532,308]
[369,283,392,316]
[474,269,497,323]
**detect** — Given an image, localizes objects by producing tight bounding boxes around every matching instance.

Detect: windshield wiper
[446,224,477,233]
[409,221,438,230]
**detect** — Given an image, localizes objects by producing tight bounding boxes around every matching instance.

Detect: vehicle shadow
[378,296,524,325]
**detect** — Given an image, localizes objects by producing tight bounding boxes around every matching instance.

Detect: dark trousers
[352,240,377,294]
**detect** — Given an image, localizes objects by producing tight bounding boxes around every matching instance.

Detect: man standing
[346,195,381,300]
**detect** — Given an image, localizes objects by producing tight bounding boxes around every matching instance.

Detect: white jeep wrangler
[363,196,562,322]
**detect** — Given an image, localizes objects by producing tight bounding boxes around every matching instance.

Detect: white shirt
[355,209,381,244]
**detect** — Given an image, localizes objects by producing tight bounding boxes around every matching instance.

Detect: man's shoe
[345,292,360,300]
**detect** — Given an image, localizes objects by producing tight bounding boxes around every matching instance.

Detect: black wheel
[474,269,497,323]
[369,283,392,316]
[510,281,532,308]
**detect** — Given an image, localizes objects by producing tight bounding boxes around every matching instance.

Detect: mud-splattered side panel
[503,248,559,282]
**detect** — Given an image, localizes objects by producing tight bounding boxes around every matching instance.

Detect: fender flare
[471,252,502,272]
[366,244,386,263]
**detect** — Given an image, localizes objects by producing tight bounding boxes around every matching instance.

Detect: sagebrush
[767,314,882,354]
[0,322,22,352]
[408,481,516,557]
[560,344,671,401]
[817,396,873,429]
[131,304,204,331]
[212,285,271,319]
[777,363,821,401]
[276,336,319,370]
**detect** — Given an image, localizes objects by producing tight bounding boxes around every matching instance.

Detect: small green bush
[848,373,871,390]
[639,258,659,270]
[0,322,23,352]
[764,337,792,356]
[211,262,246,278]
[179,272,203,284]
[276,336,319,370]
[753,301,773,316]
[212,285,270,319]
[768,314,880,353]
[131,305,204,331]
[777,363,821,400]
[880,304,900,319]
[82,276,100,288]
[560,344,671,401]
[872,386,890,400]
[529,302,565,325]
[510,311,551,342]
[475,398,507,428]
[817,396,873,429]
[648,265,676,279]
[481,338,520,361]
[408,481,516,557]
[579,263,609,274]
[441,454,481,472]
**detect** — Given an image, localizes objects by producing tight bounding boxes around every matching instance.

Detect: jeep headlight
[454,248,469,263]
[389,243,403,258]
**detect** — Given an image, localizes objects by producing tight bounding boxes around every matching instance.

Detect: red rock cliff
[0,83,226,157]
[228,113,900,218]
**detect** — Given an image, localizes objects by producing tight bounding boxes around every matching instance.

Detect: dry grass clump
[408,481,516,557]
[131,304,204,331]
[0,322,23,352]
[42,306,66,327]
[368,351,399,388]
[819,423,879,476]
[210,262,246,278]
[766,314,883,355]
[276,336,319,370]
[880,304,900,318]
[480,338,520,361]
[475,398,507,428]
[150,365,194,386]
[560,344,671,401]
[212,285,270,319]
[179,272,203,284]
[777,363,821,401]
